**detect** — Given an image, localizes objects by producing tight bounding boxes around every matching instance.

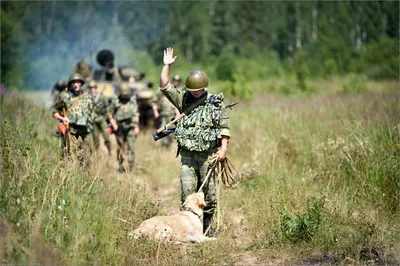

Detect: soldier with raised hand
[88,80,112,156]
[52,73,94,165]
[110,83,140,173]
[159,47,231,235]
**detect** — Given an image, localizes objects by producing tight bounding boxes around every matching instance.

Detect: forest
[1,1,399,90]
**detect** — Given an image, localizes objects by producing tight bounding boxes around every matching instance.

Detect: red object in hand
[107,127,113,135]
[58,123,67,135]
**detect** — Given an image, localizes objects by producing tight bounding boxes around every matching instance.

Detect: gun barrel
[226,101,239,109]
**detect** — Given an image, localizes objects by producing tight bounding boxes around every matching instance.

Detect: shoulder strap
[182,92,208,115]
[69,92,85,110]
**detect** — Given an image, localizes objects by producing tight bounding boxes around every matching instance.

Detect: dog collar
[183,207,201,220]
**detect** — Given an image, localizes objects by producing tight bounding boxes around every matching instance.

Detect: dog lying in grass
[133,192,216,244]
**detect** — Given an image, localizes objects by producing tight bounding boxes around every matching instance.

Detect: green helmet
[88,80,97,88]
[119,83,131,96]
[185,70,208,91]
[68,73,85,86]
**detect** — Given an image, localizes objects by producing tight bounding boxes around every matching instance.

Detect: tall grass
[1,81,399,265]
[0,97,158,264]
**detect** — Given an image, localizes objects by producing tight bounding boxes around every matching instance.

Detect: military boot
[203,213,218,236]
[129,162,134,173]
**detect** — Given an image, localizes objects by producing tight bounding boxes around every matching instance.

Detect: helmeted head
[119,83,131,98]
[185,70,208,92]
[68,73,85,94]
[173,74,181,87]
[53,80,68,92]
[88,80,97,93]
[88,80,97,89]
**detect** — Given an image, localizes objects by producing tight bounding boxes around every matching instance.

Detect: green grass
[1,80,399,265]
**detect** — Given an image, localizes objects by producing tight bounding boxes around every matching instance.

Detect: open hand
[163,47,177,65]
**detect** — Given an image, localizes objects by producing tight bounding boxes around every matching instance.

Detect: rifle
[152,100,238,141]
[113,127,125,148]
[60,108,70,157]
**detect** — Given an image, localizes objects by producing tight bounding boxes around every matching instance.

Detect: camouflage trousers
[61,127,90,166]
[92,117,111,152]
[180,148,218,215]
[116,128,136,171]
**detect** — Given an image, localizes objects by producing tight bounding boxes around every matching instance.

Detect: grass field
[1,79,399,265]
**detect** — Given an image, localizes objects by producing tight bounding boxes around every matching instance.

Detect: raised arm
[160,47,177,88]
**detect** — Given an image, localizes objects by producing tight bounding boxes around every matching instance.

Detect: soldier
[152,91,180,149]
[50,80,68,107]
[88,80,112,155]
[110,83,140,173]
[52,73,94,165]
[172,74,184,91]
[73,60,92,81]
[159,47,230,235]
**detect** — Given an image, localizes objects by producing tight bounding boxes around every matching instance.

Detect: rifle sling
[182,93,208,115]
[156,93,207,134]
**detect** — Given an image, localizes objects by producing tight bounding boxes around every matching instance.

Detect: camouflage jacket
[160,83,230,152]
[90,91,110,122]
[152,91,177,117]
[110,95,139,130]
[52,90,93,133]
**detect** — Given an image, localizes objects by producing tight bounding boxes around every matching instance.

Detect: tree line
[1,1,399,89]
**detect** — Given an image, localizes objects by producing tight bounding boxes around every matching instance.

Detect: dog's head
[183,192,206,210]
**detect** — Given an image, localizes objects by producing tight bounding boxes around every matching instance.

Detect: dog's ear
[197,197,207,209]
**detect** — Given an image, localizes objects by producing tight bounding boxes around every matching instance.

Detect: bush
[342,73,367,93]
[361,37,400,80]
[215,54,237,81]
[270,196,326,244]
[293,50,310,92]
[323,58,338,78]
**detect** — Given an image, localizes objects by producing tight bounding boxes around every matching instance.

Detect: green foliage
[215,54,237,81]
[323,58,338,78]
[270,196,326,244]
[342,73,367,93]
[294,50,310,92]
[2,1,399,89]
[361,37,400,80]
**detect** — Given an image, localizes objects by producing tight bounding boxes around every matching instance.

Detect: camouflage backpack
[112,96,139,130]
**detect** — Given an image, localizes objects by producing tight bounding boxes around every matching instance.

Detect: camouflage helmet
[88,80,97,89]
[68,73,85,86]
[173,74,181,81]
[185,70,208,91]
[119,83,131,96]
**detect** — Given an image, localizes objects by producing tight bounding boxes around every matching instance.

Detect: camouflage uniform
[52,89,93,164]
[153,91,177,148]
[160,83,230,216]
[110,95,139,172]
[91,90,112,154]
